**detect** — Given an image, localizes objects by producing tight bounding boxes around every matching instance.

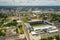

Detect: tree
[55,35,60,40]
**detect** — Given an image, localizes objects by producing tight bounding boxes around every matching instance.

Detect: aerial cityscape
[0,0,60,40]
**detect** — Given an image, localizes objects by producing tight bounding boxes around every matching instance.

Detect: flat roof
[34,25,56,30]
[32,11,41,13]
[48,29,58,33]
[28,19,42,22]
[31,31,38,35]
[17,20,22,23]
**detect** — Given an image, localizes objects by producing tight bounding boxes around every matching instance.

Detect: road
[29,33,41,40]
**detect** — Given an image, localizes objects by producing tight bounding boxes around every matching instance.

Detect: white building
[32,11,41,14]
[25,20,59,35]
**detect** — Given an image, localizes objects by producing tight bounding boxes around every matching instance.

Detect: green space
[32,24,44,27]
[0,29,6,36]
[16,25,24,34]
[0,14,18,36]
[16,28,24,34]
[31,24,44,30]
[3,19,17,27]
[40,35,60,40]
[49,14,60,22]
[23,18,31,22]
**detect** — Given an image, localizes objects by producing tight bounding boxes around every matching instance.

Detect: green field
[32,24,44,27]
[31,24,44,30]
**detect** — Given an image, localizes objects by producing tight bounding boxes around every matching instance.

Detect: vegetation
[16,28,24,34]
[23,18,31,22]
[3,19,17,27]
[40,14,47,20]
[0,14,8,18]
[32,24,44,27]
[0,14,10,27]
[0,29,6,36]
[40,13,60,23]
[49,14,60,22]
[5,17,11,21]
[40,35,60,40]
[55,35,60,40]
[31,24,44,30]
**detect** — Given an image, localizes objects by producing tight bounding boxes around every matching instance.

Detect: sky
[0,0,60,6]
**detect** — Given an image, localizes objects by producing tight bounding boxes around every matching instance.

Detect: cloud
[0,0,60,6]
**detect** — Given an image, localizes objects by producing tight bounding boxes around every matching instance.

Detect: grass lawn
[31,24,44,30]
[23,19,30,22]
[16,28,24,34]
[32,24,44,27]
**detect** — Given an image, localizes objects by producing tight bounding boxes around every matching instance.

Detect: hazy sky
[0,0,60,6]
